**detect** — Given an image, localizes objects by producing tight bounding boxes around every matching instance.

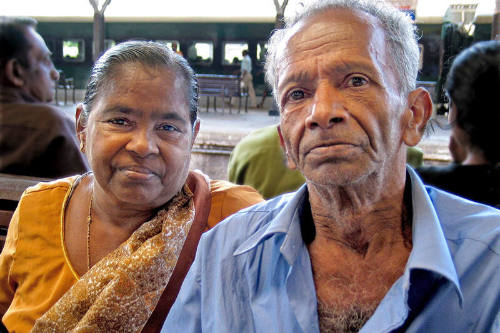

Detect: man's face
[276,9,410,186]
[22,27,59,102]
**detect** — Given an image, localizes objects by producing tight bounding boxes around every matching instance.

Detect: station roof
[3,0,495,24]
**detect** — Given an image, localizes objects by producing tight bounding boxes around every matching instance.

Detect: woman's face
[79,63,198,211]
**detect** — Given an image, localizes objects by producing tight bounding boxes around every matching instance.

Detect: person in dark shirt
[417,40,500,208]
[0,16,89,178]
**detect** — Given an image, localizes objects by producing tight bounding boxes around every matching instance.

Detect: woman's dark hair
[445,40,500,164]
[81,40,198,125]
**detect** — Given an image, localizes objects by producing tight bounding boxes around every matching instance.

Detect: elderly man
[0,17,88,178]
[163,0,500,332]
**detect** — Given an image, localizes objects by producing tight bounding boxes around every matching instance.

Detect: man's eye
[348,76,368,87]
[158,124,178,132]
[289,90,305,100]
[108,118,129,126]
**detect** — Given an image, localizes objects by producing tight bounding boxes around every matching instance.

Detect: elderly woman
[0,41,263,332]
[417,40,500,207]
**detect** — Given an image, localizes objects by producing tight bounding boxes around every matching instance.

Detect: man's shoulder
[0,102,73,126]
[430,187,500,249]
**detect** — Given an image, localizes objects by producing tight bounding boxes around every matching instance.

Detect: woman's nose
[125,128,159,157]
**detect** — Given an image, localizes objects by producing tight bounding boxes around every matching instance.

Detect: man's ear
[277,125,297,170]
[402,87,432,147]
[191,118,200,149]
[75,104,87,151]
[5,59,25,87]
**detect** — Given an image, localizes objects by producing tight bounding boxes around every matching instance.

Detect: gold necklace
[87,193,93,271]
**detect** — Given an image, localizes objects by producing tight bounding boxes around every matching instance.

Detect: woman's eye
[289,89,305,100]
[348,76,368,87]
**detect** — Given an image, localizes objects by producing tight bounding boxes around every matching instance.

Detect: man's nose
[125,128,159,158]
[51,65,60,81]
[305,82,348,129]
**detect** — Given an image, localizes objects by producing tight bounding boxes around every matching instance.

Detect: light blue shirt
[240,54,252,74]
[163,168,500,332]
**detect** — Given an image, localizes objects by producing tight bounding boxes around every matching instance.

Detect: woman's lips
[120,166,159,180]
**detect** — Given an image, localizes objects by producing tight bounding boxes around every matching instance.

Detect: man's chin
[303,163,373,187]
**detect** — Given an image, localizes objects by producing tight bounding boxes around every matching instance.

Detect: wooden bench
[0,174,50,251]
[196,74,248,113]
[55,70,75,105]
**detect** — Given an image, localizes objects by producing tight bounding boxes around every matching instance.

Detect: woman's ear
[75,104,87,152]
[402,87,432,147]
[5,59,25,87]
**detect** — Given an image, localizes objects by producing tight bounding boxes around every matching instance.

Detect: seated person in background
[163,0,500,332]
[228,124,305,199]
[0,16,89,178]
[0,41,263,332]
[417,40,500,208]
[228,124,424,199]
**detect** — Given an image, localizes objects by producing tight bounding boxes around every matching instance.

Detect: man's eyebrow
[278,70,313,91]
[278,60,380,90]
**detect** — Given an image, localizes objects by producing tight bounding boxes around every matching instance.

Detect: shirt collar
[406,167,464,305]
[233,184,308,265]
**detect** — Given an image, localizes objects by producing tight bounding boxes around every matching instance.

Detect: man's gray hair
[82,40,198,125]
[265,0,420,104]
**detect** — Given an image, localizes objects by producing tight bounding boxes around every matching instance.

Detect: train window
[223,42,248,65]
[187,42,213,65]
[257,42,268,62]
[62,39,85,62]
[157,40,182,55]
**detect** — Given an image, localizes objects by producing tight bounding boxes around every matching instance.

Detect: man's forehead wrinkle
[278,44,384,92]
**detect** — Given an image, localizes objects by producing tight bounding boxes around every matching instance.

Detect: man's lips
[305,141,358,155]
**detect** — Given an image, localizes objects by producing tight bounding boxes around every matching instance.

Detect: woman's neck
[462,148,489,166]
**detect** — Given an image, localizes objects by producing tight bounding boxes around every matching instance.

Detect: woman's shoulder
[209,179,263,203]
[207,180,264,228]
[23,176,78,197]
[19,176,79,213]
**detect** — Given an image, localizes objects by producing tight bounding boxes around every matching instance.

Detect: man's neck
[305,171,413,327]
[0,87,36,104]
[306,169,410,250]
